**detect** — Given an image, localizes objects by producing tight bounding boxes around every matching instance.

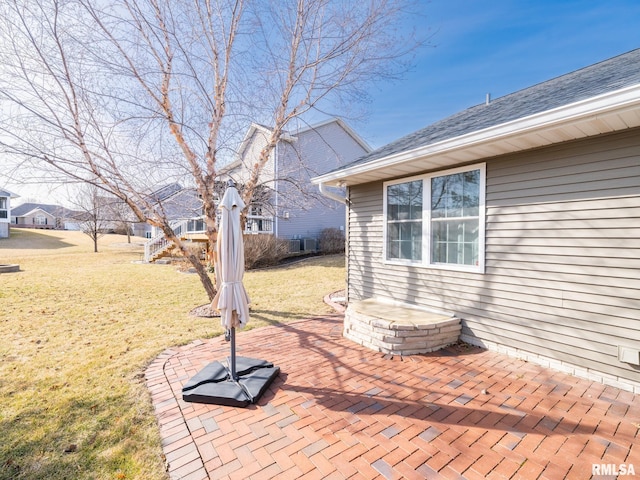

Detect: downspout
[318,182,350,303]
[274,142,278,237]
[317,182,347,205]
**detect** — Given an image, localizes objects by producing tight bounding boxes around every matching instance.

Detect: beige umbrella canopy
[211,185,250,330]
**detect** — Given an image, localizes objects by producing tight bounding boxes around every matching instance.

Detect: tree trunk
[186,252,216,301]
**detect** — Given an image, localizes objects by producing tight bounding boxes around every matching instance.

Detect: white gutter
[312,83,640,186]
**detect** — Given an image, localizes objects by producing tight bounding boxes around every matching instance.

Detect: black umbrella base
[182,356,280,408]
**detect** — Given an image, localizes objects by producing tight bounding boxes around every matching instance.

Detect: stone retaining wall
[344,303,461,355]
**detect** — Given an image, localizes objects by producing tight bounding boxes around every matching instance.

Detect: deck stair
[144,218,207,263]
[143,214,276,263]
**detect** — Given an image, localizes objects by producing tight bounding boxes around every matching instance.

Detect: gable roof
[292,118,372,153]
[11,203,78,218]
[233,123,296,166]
[313,48,640,187]
[228,117,371,172]
[0,189,19,198]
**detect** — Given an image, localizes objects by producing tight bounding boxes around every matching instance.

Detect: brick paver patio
[145,311,640,479]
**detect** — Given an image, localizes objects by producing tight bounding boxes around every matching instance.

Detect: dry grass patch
[0,229,345,480]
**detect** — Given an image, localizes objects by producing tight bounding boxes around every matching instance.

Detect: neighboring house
[224,118,371,247]
[11,203,82,230]
[129,183,200,239]
[312,49,640,392]
[143,119,370,261]
[142,184,209,262]
[0,189,19,238]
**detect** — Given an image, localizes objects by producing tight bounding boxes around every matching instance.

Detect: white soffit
[313,84,640,187]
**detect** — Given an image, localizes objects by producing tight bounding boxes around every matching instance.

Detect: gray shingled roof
[333,48,640,173]
[11,202,79,217]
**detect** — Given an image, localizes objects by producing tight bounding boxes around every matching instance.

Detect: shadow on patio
[146,314,640,479]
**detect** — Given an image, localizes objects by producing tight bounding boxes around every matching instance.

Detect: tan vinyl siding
[347,128,640,385]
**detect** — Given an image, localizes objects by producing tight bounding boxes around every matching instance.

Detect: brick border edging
[144,341,210,478]
[323,290,346,314]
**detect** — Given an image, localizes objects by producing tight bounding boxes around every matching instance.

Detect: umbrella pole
[230,327,237,380]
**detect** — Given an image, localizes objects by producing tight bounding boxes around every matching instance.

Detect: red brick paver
[146,315,640,479]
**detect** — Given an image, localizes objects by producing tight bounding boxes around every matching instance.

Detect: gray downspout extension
[318,182,349,303]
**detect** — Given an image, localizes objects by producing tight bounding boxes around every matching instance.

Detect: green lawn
[0,229,345,480]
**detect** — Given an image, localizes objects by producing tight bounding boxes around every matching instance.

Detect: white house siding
[236,129,275,187]
[347,128,640,389]
[276,121,369,240]
[0,197,8,238]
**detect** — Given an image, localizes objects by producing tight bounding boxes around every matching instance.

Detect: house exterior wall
[0,195,9,238]
[13,210,57,228]
[347,128,640,389]
[235,129,275,187]
[276,121,369,240]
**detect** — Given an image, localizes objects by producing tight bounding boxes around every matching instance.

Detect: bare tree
[72,185,109,253]
[0,0,423,301]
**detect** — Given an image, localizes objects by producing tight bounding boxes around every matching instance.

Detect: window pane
[462,170,480,217]
[387,181,422,220]
[430,169,480,267]
[386,180,423,262]
[401,222,422,261]
[431,218,479,266]
[432,170,480,218]
[387,220,422,261]
[387,224,399,259]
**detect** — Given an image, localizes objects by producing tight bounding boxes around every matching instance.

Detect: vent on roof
[485,93,491,105]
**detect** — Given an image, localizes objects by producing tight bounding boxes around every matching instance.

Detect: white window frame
[383,163,486,273]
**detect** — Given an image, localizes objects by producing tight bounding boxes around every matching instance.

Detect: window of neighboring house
[0,197,7,219]
[383,163,485,272]
[34,215,47,225]
[248,204,263,216]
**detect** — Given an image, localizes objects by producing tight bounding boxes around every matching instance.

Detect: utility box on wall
[618,346,640,365]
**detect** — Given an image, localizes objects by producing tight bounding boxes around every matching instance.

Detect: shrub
[244,234,289,269]
[318,228,345,254]
[172,241,207,271]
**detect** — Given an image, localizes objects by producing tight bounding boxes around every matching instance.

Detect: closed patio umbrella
[181,180,279,407]
[212,184,250,332]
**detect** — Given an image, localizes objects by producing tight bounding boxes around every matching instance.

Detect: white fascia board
[312,83,640,186]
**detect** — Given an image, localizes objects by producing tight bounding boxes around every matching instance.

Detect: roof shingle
[336,48,640,172]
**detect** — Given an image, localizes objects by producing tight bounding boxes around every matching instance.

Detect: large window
[383,164,485,272]
[0,197,6,219]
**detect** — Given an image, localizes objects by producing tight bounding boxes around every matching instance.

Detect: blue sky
[355,0,640,148]
[5,1,640,203]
